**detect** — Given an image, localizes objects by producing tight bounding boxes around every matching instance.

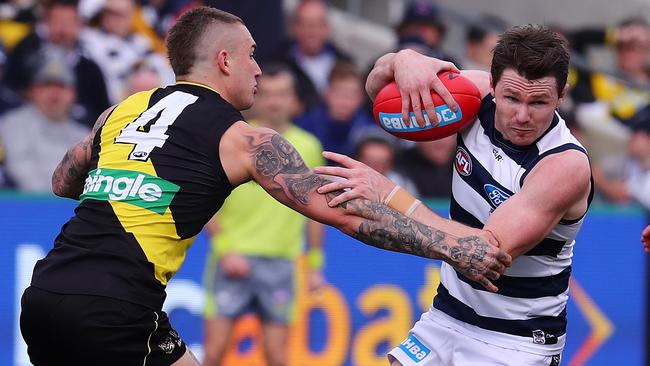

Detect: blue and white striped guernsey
[432,95,592,355]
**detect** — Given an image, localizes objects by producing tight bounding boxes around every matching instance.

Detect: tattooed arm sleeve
[52,106,115,199]
[243,128,511,291]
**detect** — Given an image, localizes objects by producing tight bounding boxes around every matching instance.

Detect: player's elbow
[51,173,65,197]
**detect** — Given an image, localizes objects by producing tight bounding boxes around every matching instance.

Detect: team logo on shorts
[398,334,430,362]
[532,329,546,344]
[157,330,183,354]
[455,147,472,176]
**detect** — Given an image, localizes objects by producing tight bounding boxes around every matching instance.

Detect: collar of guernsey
[176,81,220,95]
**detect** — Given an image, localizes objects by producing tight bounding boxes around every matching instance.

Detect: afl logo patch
[455,147,472,176]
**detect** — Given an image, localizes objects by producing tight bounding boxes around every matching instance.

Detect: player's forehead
[233,22,255,48]
[497,68,557,98]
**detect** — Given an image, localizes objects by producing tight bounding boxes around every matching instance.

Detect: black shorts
[20,286,186,366]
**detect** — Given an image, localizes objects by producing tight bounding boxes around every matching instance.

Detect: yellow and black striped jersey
[31,83,243,310]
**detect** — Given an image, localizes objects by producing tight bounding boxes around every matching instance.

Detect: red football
[372,71,481,141]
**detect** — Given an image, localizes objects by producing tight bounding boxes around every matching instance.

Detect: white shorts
[388,311,562,366]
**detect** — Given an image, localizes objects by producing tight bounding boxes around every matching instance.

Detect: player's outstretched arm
[52,106,116,199]
[220,122,511,292]
[642,225,650,253]
[317,149,592,260]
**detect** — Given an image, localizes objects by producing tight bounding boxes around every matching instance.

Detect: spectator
[296,62,376,157]
[354,136,419,197]
[272,0,352,112]
[202,64,325,366]
[623,106,650,210]
[0,44,22,116]
[463,14,507,71]
[395,0,456,62]
[138,0,189,39]
[395,134,456,199]
[121,59,162,98]
[3,0,110,127]
[570,17,650,127]
[203,0,285,64]
[0,54,88,193]
[569,17,650,203]
[81,0,174,103]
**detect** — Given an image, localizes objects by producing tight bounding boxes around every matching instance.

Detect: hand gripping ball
[372,71,481,141]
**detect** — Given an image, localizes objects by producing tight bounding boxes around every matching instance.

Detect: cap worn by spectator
[32,55,76,86]
[397,0,446,35]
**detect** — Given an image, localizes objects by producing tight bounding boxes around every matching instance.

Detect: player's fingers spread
[322,151,363,168]
[314,166,351,179]
[480,277,498,293]
[494,260,507,274]
[497,250,512,266]
[430,77,457,113]
[328,191,357,208]
[486,270,500,281]
[410,93,425,127]
[420,86,436,126]
[442,60,460,74]
[400,90,411,125]
[316,181,344,194]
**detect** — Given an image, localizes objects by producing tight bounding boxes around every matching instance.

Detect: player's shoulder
[531,149,591,186]
[460,70,491,98]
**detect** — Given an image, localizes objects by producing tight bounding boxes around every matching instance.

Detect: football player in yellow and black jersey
[19,7,511,366]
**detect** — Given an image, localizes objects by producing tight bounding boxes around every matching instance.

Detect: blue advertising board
[0,195,646,365]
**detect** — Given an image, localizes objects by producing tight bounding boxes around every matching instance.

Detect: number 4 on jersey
[116,91,199,161]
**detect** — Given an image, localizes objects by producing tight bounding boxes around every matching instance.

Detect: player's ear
[557,84,569,107]
[489,74,495,96]
[217,50,231,75]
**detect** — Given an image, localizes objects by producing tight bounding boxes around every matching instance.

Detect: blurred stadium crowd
[0,0,648,213]
[0,0,648,212]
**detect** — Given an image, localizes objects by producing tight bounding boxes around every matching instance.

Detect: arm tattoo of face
[247,131,335,205]
[254,134,308,177]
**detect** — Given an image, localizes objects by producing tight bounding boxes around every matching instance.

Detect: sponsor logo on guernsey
[80,168,180,215]
[455,147,472,176]
[378,104,462,132]
[483,184,511,208]
[398,333,430,362]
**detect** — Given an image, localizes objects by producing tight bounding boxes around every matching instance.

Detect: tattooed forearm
[52,135,93,199]
[52,106,114,199]
[349,199,499,285]
[248,131,335,205]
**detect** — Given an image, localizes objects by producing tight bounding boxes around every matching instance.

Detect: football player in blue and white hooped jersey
[317,25,592,366]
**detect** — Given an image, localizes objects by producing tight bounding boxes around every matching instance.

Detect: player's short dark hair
[491,24,569,95]
[166,7,243,77]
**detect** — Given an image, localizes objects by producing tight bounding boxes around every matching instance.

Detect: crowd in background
[0,0,648,213]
